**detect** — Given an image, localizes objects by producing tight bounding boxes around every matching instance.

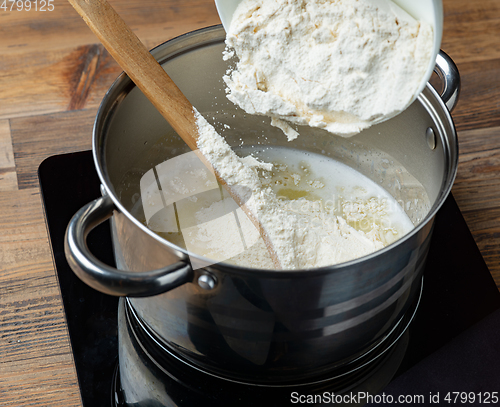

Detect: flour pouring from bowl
[182,0,443,269]
[218,0,443,138]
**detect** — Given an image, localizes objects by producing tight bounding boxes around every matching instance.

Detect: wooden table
[0,1,499,405]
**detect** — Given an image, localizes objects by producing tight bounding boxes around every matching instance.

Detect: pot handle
[434,50,460,112]
[64,194,193,297]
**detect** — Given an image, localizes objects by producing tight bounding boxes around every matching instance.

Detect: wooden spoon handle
[68,0,199,151]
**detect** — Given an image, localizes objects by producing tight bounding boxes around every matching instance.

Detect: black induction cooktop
[39,150,500,406]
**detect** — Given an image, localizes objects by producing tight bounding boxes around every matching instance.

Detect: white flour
[195,109,302,269]
[191,0,425,268]
[192,195,388,269]
[194,110,412,269]
[223,0,433,138]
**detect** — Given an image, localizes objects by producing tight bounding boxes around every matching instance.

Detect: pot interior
[96,26,457,266]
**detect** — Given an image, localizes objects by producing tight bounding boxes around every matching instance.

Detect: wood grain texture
[0,0,221,56]
[0,0,499,406]
[0,39,120,120]
[439,0,500,287]
[441,0,500,132]
[0,0,221,121]
[441,0,500,64]
[453,126,500,284]
[0,188,79,405]
[454,127,500,212]
[10,109,96,189]
[0,120,18,191]
[450,58,500,131]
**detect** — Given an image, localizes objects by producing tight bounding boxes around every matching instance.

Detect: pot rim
[93,25,459,278]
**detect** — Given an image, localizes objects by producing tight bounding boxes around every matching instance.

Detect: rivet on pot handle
[434,50,460,112]
[64,194,193,297]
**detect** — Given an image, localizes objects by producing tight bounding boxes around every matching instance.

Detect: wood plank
[449,58,500,132]
[10,109,96,189]
[0,43,120,120]
[0,0,221,56]
[0,293,69,364]
[457,125,500,154]
[0,189,50,260]
[0,0,221,121]
[0,120,18,191]
[0,189,60,300]
[452,126,500,288]
[443,0,500,23]
[442,0,500,63]
[0,188,80,405]
[431,1,500,133]
[0,24,222,121]
[453,126,500,212]
[442,19,500,65]
[0,358,80,406]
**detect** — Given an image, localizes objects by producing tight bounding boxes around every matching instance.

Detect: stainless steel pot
[65,26,459,382]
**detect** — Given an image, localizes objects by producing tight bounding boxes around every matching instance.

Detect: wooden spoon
[67,0,282,268]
